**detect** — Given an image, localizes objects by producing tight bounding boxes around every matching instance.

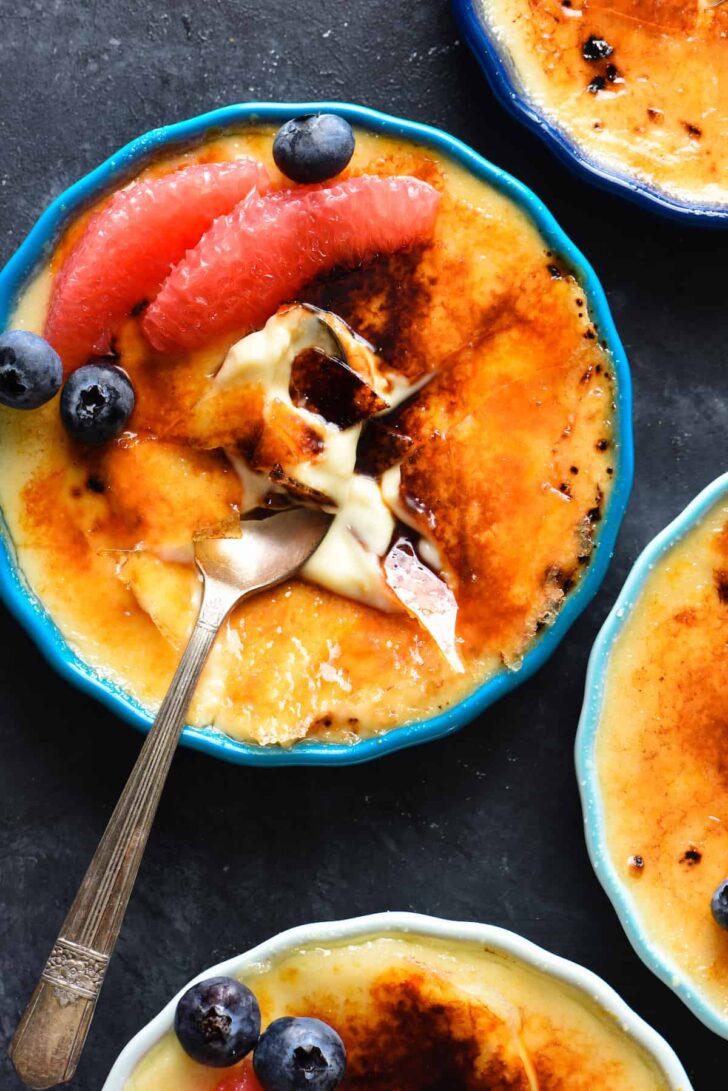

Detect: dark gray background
[0,1,723,1087]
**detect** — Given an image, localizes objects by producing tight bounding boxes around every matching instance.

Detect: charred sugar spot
[86,475,105,493]
[70,486,82,499]
[684,121,703,138]
[586,489,603,524]
[628,854,645,873]
[347,716,359,725]
[304,245,433,382]
[546,565,575,593]
[593,121,604,131]
[681,848,702,866]
[595,364,602,374]
[647,107,664,123]
[559,482,572,496]
[596,438,610,451]
[547,263,563,279]
[570,465,579,475]
[580,364,594,384]
[673,608,698,626]
[582,35,614,62]
[605,63,618,83]
[587,75,607,94]
[714,568,728,604]
[606,466,613,475]
[583,328,596,340]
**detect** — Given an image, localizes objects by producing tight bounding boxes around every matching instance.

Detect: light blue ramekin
[0,101,633,766]
[453,0,728,225]
[577,472,728,1038]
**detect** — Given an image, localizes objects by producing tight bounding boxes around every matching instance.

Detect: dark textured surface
[0,1,724,1087]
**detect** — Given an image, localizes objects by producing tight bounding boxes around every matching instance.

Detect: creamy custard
[481,0,728,208]
[124,933,673,1090]
[595,496,728,1018]
[0,127,616,746]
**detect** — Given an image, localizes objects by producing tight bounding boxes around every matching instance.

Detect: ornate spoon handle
[10,580,235,1090]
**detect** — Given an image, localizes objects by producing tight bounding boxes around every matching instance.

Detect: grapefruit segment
[214,1065,264,1091]
[45,158,270,368]
[142,175,441,353]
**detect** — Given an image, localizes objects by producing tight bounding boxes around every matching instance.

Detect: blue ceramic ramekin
[0,101,633,766]
[577,472,728,1038]
[453,0,728,225]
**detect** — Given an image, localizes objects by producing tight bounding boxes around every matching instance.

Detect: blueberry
[0,330,63,410]
[60,361,135,444]
[273,114,355,184]
[174,976,261,1068]
[253,1016,346,1091]
[711,880,728,930]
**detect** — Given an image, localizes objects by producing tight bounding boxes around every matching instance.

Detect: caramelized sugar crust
[0,130,615,744]
[483,0,728,204]
[124,938,669,1090]
[596,499,728,1015]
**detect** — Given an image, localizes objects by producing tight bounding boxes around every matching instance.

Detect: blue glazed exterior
[577,473,728,1038]
[0,101,633,767]
[453,0,728,225]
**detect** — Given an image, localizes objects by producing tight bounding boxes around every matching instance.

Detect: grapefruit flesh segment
[45,158,270,368]
[214,1066,264,1091]
[142,175,441,353]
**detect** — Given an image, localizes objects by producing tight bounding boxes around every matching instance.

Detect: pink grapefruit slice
[142,174,441,353]
[45,158,270,368]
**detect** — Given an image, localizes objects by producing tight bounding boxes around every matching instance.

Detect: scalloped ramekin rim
[453,0,728,226]
[0,100,633,767]
[576,471,728,1039]
[102,911,691,1090]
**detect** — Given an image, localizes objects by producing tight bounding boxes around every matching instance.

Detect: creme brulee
[594,494,728,1020]
[0,126,617,746]
[480,0,728,209]
[123,933,674,1090]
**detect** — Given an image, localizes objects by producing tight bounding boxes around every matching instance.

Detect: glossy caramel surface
[596,497,728,1018]
[482,0,728,207]
[125,934,672,1090]
[0,127,616,745]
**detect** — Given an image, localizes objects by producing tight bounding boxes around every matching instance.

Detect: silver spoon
[10,507,331,1089]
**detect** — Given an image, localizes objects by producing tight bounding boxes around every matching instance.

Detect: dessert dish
[579,472,728,1037]
[104,914,692,1090]
[456,0,728,221]
[0,103,632,763]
